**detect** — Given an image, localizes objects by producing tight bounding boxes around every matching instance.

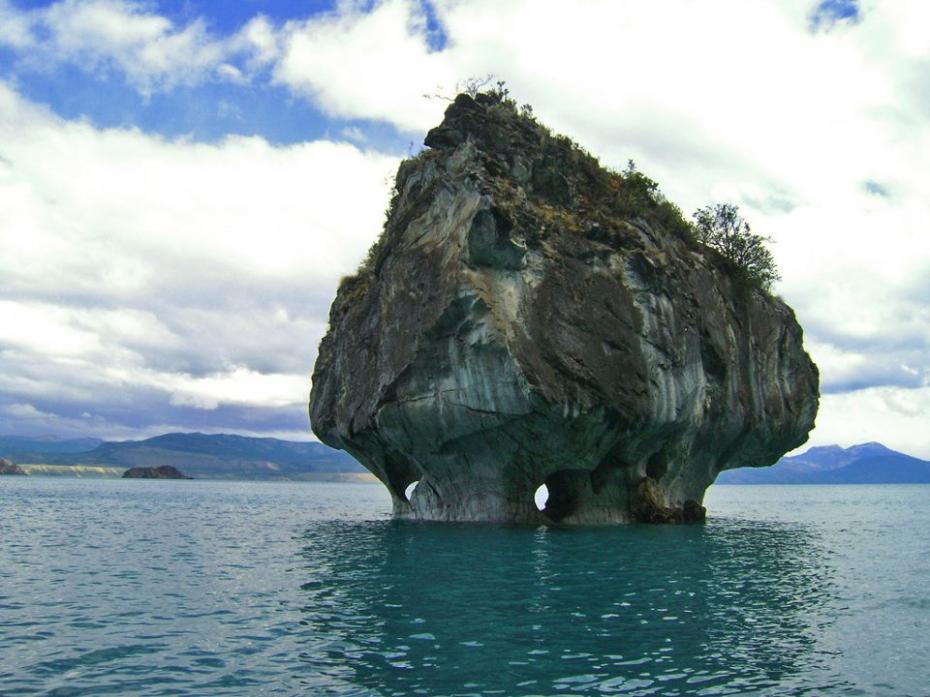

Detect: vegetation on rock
[340,84,780,302]
[693,203,781,291]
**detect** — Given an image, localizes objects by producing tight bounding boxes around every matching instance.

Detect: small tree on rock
[693,203,780,292]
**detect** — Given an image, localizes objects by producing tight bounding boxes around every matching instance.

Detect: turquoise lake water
[1,478,928,696]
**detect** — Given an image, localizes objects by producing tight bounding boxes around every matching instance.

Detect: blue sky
[2,0,930,456]
[0,0,426,149]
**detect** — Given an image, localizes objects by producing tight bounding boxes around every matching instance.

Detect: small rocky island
[309,90,819,524]
[122,465,190,479]
[0,457,27,475]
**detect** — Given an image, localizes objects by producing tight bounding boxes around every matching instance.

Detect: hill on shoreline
[3,435,928,484]
[716,442,930,484]
[0,433,364,480]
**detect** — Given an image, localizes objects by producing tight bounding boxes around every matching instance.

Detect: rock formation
[309,92,819,524]
[0,457,27,475]
[122,465,189,479]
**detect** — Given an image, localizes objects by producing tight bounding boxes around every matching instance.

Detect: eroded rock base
[629,478,707,524]
[391,472,708,526]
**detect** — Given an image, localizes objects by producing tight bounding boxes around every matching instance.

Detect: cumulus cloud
[0,0,274,94]
[0,81,398,438]
[812,387,930,457]
[0,0,33,49]
[1,403,57,420]
[272,0,453,131]
[167,368,307,411]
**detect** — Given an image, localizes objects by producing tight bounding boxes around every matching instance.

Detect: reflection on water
[293,519,849,696]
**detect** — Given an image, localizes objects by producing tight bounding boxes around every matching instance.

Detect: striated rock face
[310,93,819,524]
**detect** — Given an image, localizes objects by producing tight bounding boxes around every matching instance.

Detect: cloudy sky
[1,0,929,456]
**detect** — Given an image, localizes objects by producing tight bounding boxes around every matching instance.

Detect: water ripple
[1,478,928,695]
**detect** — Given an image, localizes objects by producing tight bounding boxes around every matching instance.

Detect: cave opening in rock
[535,469,594,522]
[533,484,549,511]
[646,451,668,480]
[404,481,420,501]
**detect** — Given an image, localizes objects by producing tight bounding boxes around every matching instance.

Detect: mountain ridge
[0,432,364,480]
[716,442,930,484]
[4,434,926,484]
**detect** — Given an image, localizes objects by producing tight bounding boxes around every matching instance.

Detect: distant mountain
[0,436,103,460]
[2,432,364,480]
[715,442,930,484]
[18,434,926,484]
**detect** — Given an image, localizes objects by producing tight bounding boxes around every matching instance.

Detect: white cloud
[340,126,368,143]
[0,81,397,288]
[1,403,56,420]
[0,0,33,49]
[167,368,307,411]
[0,80,397,433]
[810,386,930,458]
[272,0,452,131]
[233,15,280,69]
[0,301,105,358]
[0,0,276,94]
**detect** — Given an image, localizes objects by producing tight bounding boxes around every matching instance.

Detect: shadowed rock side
[122,465,190,479]
[310,92,819,524]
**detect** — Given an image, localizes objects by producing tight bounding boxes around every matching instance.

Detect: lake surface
[1,478,928,696]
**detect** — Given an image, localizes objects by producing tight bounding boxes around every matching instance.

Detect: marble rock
[309,93,819,524]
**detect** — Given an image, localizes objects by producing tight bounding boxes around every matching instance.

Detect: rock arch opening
[646,451,668,481]
[535,469,594,522]
[533,484,549,511]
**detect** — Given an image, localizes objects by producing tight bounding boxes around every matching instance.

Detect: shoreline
[12,464,378,483]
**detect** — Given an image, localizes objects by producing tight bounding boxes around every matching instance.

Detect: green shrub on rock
[693,203,780,292]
